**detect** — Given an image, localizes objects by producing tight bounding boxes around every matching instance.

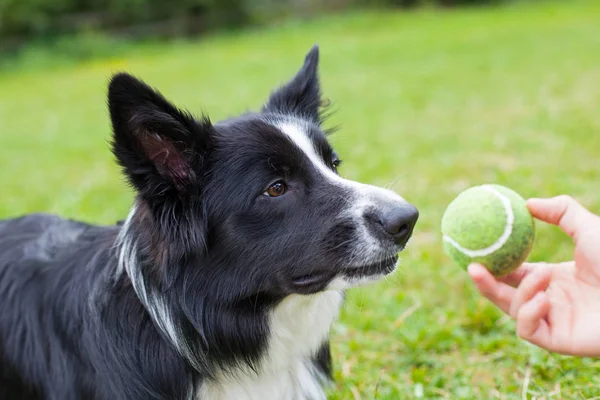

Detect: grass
[2,0,600,398]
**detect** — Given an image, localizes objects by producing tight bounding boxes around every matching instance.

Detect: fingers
[527,196,600,242]
[497,263,537,287]
[468,263,554,318]
[468,264,516,314]
[470,262,545,291]
[509,267,552,318]
[499,262,565,287]
[469,262,560,353]
[515,291,552,348]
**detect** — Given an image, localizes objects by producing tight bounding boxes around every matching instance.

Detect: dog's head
[110,46,418,302]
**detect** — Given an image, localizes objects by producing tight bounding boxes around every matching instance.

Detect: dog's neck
[197,291,344,400]
[116,206,345,399]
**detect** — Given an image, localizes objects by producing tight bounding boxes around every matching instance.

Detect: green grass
[2,0,600,398]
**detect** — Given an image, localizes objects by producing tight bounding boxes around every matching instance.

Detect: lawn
[2,0,600,398]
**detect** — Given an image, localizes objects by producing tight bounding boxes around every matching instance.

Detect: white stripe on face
[274,120,405,200]
[272,118,409,264]
[275,121,339,181]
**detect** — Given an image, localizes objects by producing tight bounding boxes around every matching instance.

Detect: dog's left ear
[108,73,213,200]
[262,45,324,125]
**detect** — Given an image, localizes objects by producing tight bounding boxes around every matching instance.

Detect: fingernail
[467,263,483,277]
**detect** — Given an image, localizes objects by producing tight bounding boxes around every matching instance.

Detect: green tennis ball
[441,184,535,276]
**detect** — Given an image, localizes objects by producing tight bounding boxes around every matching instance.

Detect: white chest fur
[198,290,344,400]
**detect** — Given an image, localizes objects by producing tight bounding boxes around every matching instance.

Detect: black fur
[0,45,418,400]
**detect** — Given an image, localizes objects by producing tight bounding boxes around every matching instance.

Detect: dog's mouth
[291,270,338,294]
[341,255,399,278]
[290,255,399,294]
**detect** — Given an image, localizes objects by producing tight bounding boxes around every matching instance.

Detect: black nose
[380,205,419,246]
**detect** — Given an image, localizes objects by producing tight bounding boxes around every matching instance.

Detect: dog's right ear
[108,73,213,200]
[262,45,324,125]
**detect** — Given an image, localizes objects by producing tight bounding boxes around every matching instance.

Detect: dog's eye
[332,159,342,172]
[263,181,287,197]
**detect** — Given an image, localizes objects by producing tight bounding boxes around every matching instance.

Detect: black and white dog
[0,46,418,400]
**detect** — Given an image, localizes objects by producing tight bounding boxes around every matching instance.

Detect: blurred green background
[1,0,600,398]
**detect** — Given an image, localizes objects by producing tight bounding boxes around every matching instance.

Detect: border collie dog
[0,46,418,400]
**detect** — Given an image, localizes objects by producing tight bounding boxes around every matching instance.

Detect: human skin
[468,195,600,357]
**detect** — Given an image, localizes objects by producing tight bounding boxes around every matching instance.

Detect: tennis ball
[441,184,535,276]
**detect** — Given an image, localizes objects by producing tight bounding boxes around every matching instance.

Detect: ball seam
[442,185,514,257]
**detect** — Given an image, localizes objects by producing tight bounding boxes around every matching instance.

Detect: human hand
[468,195,600,357]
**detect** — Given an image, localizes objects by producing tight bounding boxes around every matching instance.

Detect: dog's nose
[380,204,419,246]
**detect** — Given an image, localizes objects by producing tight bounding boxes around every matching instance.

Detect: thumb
[527,195,600,242]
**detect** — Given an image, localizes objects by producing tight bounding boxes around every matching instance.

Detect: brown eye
[264,181,287,197]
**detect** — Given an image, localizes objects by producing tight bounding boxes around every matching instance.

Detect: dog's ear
[262,45,324,125]
[108,73,213,200]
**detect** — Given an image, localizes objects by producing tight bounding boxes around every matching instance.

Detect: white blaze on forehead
[275,121,340,180]
[273,118,409,267]
[273,119,405,201]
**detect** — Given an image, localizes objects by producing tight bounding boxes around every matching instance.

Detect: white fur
[198,290,344,400]
[274,118,406,268]
[117,206,344,398]
[116,208,177,347]
[117,118,407,399]
[326,273,390,291]
[116,206,205,372]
